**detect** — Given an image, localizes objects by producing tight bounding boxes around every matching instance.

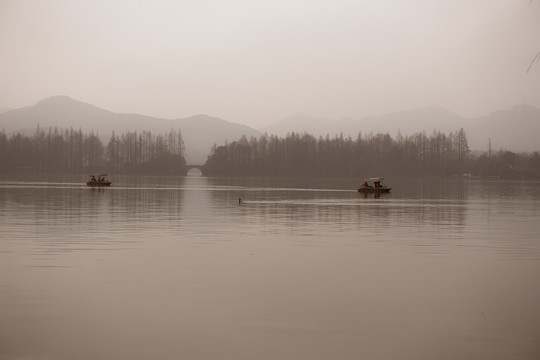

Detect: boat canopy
[89,174,108,177]
[364,177,384,182]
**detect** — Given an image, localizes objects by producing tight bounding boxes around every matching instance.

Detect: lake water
[1,174,540,360]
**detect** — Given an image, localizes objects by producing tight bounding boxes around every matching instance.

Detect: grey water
[1,174,540,360]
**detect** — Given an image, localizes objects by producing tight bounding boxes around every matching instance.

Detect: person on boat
[91,176,97,182]
[363,181,369,187]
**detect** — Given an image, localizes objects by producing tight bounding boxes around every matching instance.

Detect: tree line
[202,130,540,179]
[0,126,186,174]
[2,126,539,179]
[472,149,540,179]
[203,130,470,177]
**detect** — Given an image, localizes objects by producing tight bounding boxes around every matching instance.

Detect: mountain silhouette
[2,96,539,161]
[264,104,540,152]
[0,96,261,164]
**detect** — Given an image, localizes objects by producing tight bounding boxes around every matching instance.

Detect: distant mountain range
[0,96,260,164]
[1,96,539,164]
[262,104,540,152]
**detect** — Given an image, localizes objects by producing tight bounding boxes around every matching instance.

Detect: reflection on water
[1,175,540,360]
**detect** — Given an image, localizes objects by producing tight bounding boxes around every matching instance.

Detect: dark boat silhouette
[87,174,111,187]
[358,177,391,193]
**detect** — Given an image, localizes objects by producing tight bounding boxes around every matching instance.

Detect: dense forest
[203,130,540,179]
[472,149,540,179]
[203,130,469,177]
[1,126,539,179]
[0,126,186,174]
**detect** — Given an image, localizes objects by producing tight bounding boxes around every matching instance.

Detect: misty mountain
[263,113,337,137]
[337,105,467,138]
[170,114,261,164]
[466,105,540,152]
[264,105,540,152]
[0,96,260,164]
[264,106,466,139]
[0,96,158,134]
[2,96,538,166]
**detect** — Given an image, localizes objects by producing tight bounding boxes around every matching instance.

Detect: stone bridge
[183,165,204,176]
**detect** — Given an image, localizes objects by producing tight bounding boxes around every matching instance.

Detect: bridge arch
[183,165,204,176]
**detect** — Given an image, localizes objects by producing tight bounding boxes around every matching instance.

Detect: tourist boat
[87,174,111,187]
[358,177,391,193]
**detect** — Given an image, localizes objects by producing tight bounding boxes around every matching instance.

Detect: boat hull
[87,181,111,187]
[358,186,391,193]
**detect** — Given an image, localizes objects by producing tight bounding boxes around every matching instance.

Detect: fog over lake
[1,174,539,360]
[1,1,540,359]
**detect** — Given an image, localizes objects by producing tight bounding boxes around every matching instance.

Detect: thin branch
[527,51,540,73]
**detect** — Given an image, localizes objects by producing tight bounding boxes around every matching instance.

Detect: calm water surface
[1,174,539,360]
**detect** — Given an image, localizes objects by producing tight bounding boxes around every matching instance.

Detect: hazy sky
[1,0,539,127]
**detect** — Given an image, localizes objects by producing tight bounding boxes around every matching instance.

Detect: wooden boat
[87,174,111,187]
[358,177,391,193]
